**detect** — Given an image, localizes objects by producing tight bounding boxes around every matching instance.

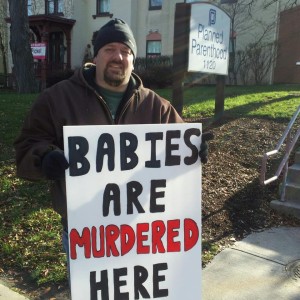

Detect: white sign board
[188,3,231,75]
[31,43,46,60]
[64,124,202,300]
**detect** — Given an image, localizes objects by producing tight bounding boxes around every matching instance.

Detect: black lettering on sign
[68,136,90,176]
[90,270,109,300]
[96,133,115,172]
[114,268,129,300]
[134,265,150,299]
[150,180,166,213]
[89,264,168,299]
[127,181,145,215]
[103,183,121,216]
[153,263,169,298]
[165,130,181,166]
[145,132,163,168]
[120,132,138,171]
[184,128,201,165]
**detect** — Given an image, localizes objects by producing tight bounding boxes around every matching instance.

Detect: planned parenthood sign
[188,3,231,75]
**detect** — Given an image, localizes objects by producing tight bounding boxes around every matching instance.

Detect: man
[14,18,209,272]
[82,43,93,64]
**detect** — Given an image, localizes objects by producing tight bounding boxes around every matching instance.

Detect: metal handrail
[260,105,300,192]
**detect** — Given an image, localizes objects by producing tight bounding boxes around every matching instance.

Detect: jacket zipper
[93,90,115,124]
[93,87,139,125]
[115,91,139,124]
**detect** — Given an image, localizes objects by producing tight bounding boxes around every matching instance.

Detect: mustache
[107,60,123,66]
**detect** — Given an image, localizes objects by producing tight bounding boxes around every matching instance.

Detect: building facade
[6,0,187,73]
[4,0,300,85]
[273,5,300,84]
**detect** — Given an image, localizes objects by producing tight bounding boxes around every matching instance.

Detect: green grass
[156,84,300,119]
[0,92,66,284]
[0,85,300,285]
[0,92,38,161]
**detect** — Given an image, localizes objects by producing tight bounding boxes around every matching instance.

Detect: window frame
[45,0,63,15]
[149,0,162,11]
[96,0,110,15]
[146,40,162,58]
[27,0,33,16]
[93,0,113,19]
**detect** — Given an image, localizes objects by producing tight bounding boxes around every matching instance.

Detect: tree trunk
[8,0,37,93]
[0,30,8,86]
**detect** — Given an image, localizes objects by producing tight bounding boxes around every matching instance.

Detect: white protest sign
[63,123,202,300]
[188,3,231,74]
[31,43,46,60]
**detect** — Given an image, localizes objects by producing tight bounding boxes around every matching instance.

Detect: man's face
[94,42,134,90]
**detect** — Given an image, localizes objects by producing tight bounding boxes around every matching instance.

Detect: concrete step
[287,164,300,184]
[270,200,300,219]
[271,151,300,220]
[284,182,300,203]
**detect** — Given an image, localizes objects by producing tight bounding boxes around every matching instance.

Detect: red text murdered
[70,218,199,259]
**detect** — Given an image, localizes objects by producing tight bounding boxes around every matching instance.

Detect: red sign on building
[31,43,46,60]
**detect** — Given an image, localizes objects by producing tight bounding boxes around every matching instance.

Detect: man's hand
[42,149,69,180]
[199,132,214,164]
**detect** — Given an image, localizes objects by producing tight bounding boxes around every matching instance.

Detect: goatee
[104,62,126,87]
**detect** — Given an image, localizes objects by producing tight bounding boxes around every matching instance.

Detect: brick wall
[273,5,300,84]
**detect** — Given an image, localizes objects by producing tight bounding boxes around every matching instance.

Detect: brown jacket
[14,66,183,227]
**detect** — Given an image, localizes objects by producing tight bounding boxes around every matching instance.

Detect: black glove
[199,132,214,164]
[42,149,69,180]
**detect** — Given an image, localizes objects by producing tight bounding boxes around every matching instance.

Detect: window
[185,0,205,2]
[146,31,161,57]
[220,0,238,3]
[46,0,63,15]
[147,41,161,57]
[97,0,110,14]
[149,0,162,10]
[27,0,33,16]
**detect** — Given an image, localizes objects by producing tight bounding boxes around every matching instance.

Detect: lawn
[0,84,300,292]
[157,84,300,119]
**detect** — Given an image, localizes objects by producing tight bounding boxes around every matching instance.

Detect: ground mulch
[201,116,300,248]
[1,115,300,300]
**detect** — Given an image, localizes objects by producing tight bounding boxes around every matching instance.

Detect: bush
[46,69,74,87]
[134,56,173,88]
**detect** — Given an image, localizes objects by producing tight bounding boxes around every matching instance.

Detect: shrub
[134,56,173,88]
[46,69,74,87]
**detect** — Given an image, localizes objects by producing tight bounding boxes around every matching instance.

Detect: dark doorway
[48,31,65,70]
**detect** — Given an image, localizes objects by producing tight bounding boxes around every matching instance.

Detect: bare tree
[0,1,8,84]
[8,0,37,93]
[247,42,278,84]
[222,1,255,84]
[233,50,250,85]
[244,0,299,9]
[222,0,295,85]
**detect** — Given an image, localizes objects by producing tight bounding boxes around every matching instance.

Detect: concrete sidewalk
[203,226,300,300]
[0,281,29,300]
[1,226,299,300]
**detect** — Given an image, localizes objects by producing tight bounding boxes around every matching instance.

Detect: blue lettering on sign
[209,9,216,26]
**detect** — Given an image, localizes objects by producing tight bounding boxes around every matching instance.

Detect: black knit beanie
[93,18,137,58]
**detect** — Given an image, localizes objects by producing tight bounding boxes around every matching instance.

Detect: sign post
[172,3,190,115]
[173,2,231,119]
[188,3,230,119]
[31,43,47,90]
[188,3,230,75]
[64,123,202,300]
